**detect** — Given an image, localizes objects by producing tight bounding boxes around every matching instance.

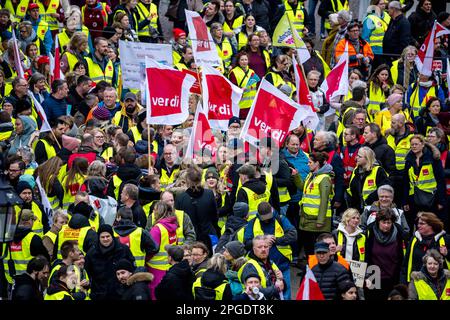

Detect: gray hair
[422,249,444,268]
[337,10,352,23]
[87,160,106,177]
[316,131,338,148]
[207,253,228,274]
[252,235,268,247]
[377,185,394,197]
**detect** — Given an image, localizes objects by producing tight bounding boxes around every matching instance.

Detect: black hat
[314,241,330,253]
[73,201,92,218]
[124,92,137,102]
[16,181,32,195]
[115,259,135,273]
[224,241,246,259]
[98,224,114,238]
[243,272,261,283]
[338,280,357,294]
[14,99,32,116]
[233,202,249,218]
[228,116,241,128]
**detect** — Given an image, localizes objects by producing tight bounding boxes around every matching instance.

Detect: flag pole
[50,129,62,150]
[147,123,152,172]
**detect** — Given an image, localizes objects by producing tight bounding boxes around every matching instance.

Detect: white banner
[349,260,368,288]
[119,40,173,90]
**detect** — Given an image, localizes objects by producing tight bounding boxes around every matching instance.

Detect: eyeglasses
[8,169,21,172]
[94,135,104,139]
[417,221,427,226]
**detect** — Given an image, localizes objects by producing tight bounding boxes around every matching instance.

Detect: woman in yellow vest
[234,14,265,51]
[409,249,450,300]
[17,21,46,56]
[375,92,412,135]
[390,45,418,88]
[35,156,64,210]
[203,168,230,232]
[0,69,13,100]
[228,51,259,119]
[210,22,235,74]
[297,151,334,255]
[333,208,366,262]
[61,157,88,210]
[60,32,89,75]
[407,73,443,119]
[136,0,160,43]
[264,54,289,89]
[366,64,393,122]
[223,0,244,38]
[147,202,179,300]
[403,135,446,226]
[192,253,232,300]
[112,0,140,40]
[346,146,389,212]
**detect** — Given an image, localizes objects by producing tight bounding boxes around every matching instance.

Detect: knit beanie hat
[19,175,36,189]
[98,224,114,238]
[115,259,135,273]
[62,135,81,152]
[92,107,111,121]
[173,28,186,40]
[16,181,32,195]
[386,93,403,107]
[224,241,246,259]
[233,202,249,218]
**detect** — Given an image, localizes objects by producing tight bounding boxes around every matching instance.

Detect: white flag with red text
[185,10,222,68]
[296,266,325,300]
[416,21,450,77]
[12,30,24,78]
[145,57,196,125]
[320,42,349,101]
[36,177,53,224]
[50,34,64,82]
[185,102,217,160]
[240,78,311,147]
[29,91,51,132]
[202,65,242,131]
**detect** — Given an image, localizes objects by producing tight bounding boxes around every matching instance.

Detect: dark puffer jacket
[408,6,436,45]
[311,258,352,300]
[155,260,195,301]
[364,136,396,174]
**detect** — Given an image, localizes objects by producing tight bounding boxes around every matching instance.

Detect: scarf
[373,223,398,245]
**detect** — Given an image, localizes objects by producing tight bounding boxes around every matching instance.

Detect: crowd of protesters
[0,0,449,301]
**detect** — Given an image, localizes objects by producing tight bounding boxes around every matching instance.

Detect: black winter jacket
[155,260,195,301]
[120,272,153,300]
[107,164,142,200]
[311,258,351,300]
[408,7,436,45]
[215,215,248,253]
[364,136,396,174]
[194,269,232,301]
[383,14,412,57]
[11,273,43,301]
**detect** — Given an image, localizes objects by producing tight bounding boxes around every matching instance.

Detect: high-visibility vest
[278,184,291,204]
[265,71,286,88]
[367,84,386,122]
[160,167,180,191]
[347,165,382,203]
[414,278,450,300]
[336,106,358,139]
[381,12,391,27]
[220,223,246,243]
[68,210,100,232]
[101,146,114,162]
[172,50,182,67]
[223,15,243,34]
[115,227,146,267]
[366,14,386,52]
[35,20,50,41]
[36,0,60,31]
[229,66,257,110]
[239,173,273,219]
[129,126,142,143]
[44,290,74,300]
[62,51,82,73]
[386,133,414,171]
[3,232,35,283]
[4,0,29,21]
[142,200,156,218]
[147,223,177,270]
[57,224,92,259]
[136,2,158,38]
[85,56,114,84]
[252,218,292,261]
[324,0,349,29]
[61,174,86,209]
[14,202,45,237]
[408,84,437,119]
[58,26,91,53]
[151,210,185,245]
[408,164,437,196]
[336,230,366,261]
[36,138,57,160]
[284,0,305,35]
[390,60,399,84]
[192,276,228,300]
[237,258,279,288]
[112,175,122,200]
[216,37,233,69]
[44,230,57,244]
[114,8,138,32]
[236,32,249,51]
[300,173,333,218]
[407,236,450,282]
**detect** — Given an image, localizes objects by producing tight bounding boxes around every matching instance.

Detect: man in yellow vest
[34,117,67,164]
[25,3,53,54]
[244,202,296,299]
[85,37,115,85]
[155,144,181,191]
[47,240,81,285]
[114,207,158,268]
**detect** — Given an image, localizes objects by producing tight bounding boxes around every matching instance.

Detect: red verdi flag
[185,103,217,160]
[240,79,311,147]
[145,58,196,125]
[296,266,325,300]
[202,66,243,131]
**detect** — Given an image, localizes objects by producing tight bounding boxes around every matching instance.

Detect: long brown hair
[368,64,393,91]
[65,158,88,190]
[35,157,63,194]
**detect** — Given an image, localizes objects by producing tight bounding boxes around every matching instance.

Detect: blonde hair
[207,253,228,274]
[341,208,360,227]
[358,146,376,171]
[52,209,68,224]
[153,201,175,225]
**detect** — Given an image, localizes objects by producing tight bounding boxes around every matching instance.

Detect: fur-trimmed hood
[413,230,446,242]
[126,272,154,286]
[410,269,450,281]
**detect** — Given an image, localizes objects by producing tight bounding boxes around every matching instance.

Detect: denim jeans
[307,0,325,35]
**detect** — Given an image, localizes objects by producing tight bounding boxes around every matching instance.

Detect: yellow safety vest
[300,173,333,218]
[67,211,100,232]
[136,2,158,38]
[284,0,305,35]
[61,174,86,209]
[44,230,57,245]
[366,14,386,51]
[336,231,366,261]
[381,12,391,27]
[347,165,382,202]
[57,224,92,259]
[112,175,122,200]
[58,26,91,53]
[37,0,59,31]
[390,60,399,84]
[239,173,273,219]
[3,232,35,284]
[408,163,437,196]
[44,290,74,300]
[129,126,142,143]
[62,51,82,73]
[85,56,114,84]
[216,37,233,69]
[36,138,57,160]
[336,106,358,139]
[324,0,349,29]
[408,84,437,119]
[160,167,180,191]
[35,20,50,41]
[151,210,185,244]
[147,223,177,270]
[252,218,292,261]
[192,276,228,300]
[386,134,414,171]
[414,278,450,300]
[237,258,280,289]
[265,71,286,88]
[367,84,386,122]
[114,227,146,267]
[4,0,29,21]
[229,66,257,110]
[223,15,243,34]
[14,202,45,237]
[172,50,182,67]
[407,237,450,282]
[101,146,114,162]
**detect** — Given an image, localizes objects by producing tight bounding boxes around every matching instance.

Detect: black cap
[115,259,135,273]
[314,242,330,253]
[228,116,241,128]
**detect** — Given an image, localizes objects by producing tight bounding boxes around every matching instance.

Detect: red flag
[202,65,242,131]
[416,21,450,77]
[182,69,202,94]
[185,103,217,160]
[292,57,314,111]
[240,79,312,147]
[52,34,62,82]
[320,42,349,102]
[145,58,196,125]
[296,266,325,300]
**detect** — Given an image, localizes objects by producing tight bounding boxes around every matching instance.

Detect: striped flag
[29,92,51,132]
[296,265,325,300]
[12,30,24,78]
[51,34,64,82]
[36,177,53,226]
[320,42,349,102]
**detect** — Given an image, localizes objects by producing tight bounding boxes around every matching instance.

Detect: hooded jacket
[408,6,436,45]
[364,136,396,174]
[194,269,232,301]
[333,223,365,261]
[215,215,248,253]
[409,268,450,300]
[107,163,142,199]
[155,259,194,300]
[11,273,43,301]
[121,272,153,301]
[11,226,50,262]
[84,237,135,300]
[8,115,37,155]
[311,257,352,300]
[282,147,310,202]
[114,219,158,256]
[149,216,179,255]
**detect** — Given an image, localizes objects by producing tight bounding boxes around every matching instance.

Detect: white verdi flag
[185,9,222,68]
[145,57,196,125]
[36,177,53,225]
[320,42,349,101]
[29,92,51,132]
[12,30,24,78]
[202,65,242,131]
